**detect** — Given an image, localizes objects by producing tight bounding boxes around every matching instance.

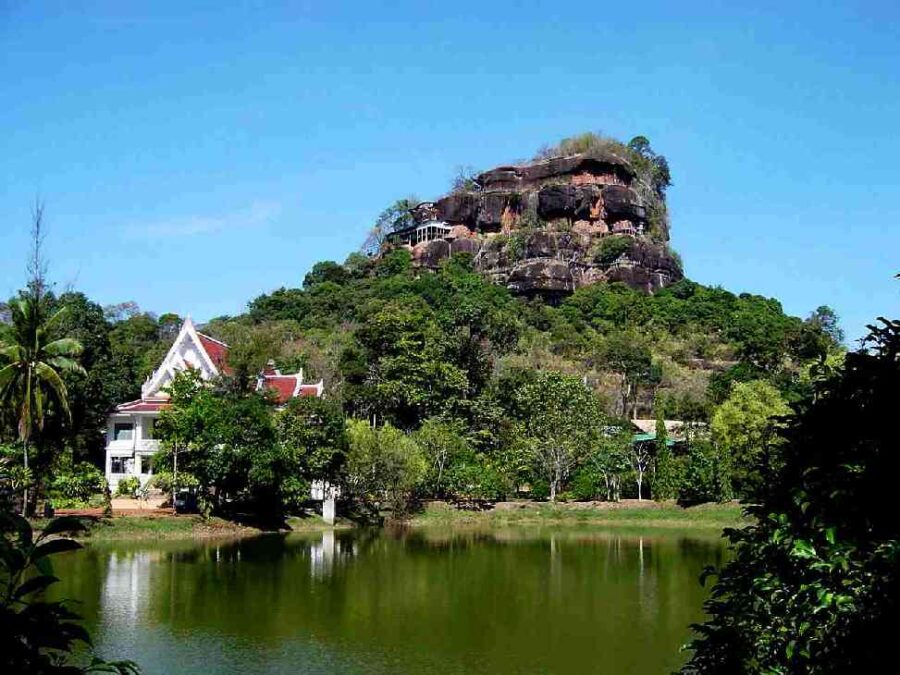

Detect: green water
[53,528,726,674]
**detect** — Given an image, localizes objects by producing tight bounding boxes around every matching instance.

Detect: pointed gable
[196,333,231,374]
[141,318,231,398]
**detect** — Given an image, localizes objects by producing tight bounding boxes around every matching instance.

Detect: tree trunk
[636,472,643,501]
[22,439,32,516]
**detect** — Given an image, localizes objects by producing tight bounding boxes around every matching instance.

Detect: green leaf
[40,516,87,538]
[33,537,82,560]
[791,539,816,559]
[13,573,59,599]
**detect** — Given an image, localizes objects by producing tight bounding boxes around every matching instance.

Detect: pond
[53,528,727,674]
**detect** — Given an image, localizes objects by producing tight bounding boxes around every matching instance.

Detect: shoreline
[406,500,748,530]
[41,500,748,543]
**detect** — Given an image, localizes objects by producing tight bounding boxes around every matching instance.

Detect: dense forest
[1,241,843,516]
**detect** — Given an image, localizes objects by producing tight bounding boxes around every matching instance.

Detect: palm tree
[0,295,85,513]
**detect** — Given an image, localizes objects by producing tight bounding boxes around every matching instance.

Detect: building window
[114,423,134,441]
[145,418,156,440]
[139,455,153,475]
[111,457,127,474]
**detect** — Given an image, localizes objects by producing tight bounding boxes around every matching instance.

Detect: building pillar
[323,488,336,525]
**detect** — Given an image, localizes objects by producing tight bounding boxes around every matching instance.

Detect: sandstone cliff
[386,147,683,297]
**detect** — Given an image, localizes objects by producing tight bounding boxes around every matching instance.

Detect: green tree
[0,296,85,513]
[653,410,677,500]
[587,423,632,501]
[684,318,900,673]
[51,292,122,460]
[596,330,660,418]
[711,380,791,498]
[344,419,426,518]
[515,371,604,502]
[414,417,471,498]
[275,395,347,484]
[303,261,350,288]
[352,299,469,428]
[154,370,277,517]
[678,440,732,506]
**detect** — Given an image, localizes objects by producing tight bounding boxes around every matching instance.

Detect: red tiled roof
[261,375,298,404]
[298,385,321,397]
[116,398,171,413]
[197,333,232,374]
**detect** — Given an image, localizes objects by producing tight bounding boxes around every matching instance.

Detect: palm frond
[0,362,21,392]
[34,361,72,423]
[0,343,25,363]
[47,356,87,376]
[38,305,70,342]
[43,337,84,359]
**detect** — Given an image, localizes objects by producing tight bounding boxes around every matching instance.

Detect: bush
[49,462,107,506]
[594,235,632,265]
[345,420,426,517]
[148,471,198,494]
[444,458,508,501]
[678,441,731,506]
[570,467,603,501]
[115,476,141,498]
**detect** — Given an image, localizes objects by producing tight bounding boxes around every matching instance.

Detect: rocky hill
[385,143,683,297]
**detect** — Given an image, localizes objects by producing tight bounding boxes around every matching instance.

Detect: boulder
[450,238,480,257]
[537,185,576,219]
[448,224,474,240]
[410,202,438,224]
[507,259,575,294]
[414,239,451,268]
[476,152,636,191]
[436,193,479,225]
[478,192,517,230]
[574,185,601,220]
[524,231,558,258]
[601,185,646,222]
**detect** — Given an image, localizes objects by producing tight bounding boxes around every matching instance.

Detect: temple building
[104,318,323,490]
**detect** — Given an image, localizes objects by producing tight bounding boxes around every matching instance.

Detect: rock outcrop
[388,150,682,297]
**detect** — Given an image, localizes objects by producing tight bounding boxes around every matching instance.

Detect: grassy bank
[34,500,747,542]
[408,500,749,530]
[31,513,342,541]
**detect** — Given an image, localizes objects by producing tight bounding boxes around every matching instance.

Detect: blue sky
[1,1,897,342]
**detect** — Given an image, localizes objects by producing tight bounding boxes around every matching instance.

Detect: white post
[323,485,336,525]
[172,439,178,515]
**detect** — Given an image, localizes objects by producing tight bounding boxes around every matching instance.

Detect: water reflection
[55,528,726,675]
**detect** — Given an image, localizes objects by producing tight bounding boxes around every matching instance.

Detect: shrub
[148,471,198,494]
[444,458,508,501]
[594,235,632,265]
[678,441,732,506]
[507,232,527,261]
[49,462,107,506]
[570,467,603,501]
[115,476,141,498]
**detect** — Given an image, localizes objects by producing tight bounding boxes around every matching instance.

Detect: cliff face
[389,149,682,297]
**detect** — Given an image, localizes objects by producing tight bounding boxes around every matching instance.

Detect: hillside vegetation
[1,134,843,517]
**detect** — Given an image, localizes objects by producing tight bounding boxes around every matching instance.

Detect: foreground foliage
[684,318,900,673]
[0,506,139,672]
